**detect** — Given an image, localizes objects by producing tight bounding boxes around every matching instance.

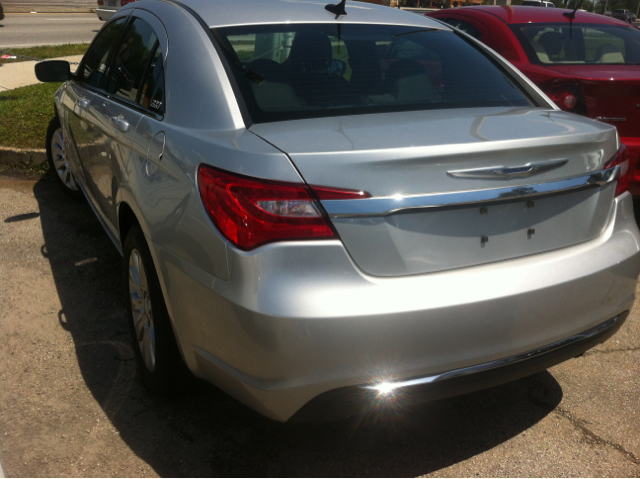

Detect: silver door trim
[321,166,619,218]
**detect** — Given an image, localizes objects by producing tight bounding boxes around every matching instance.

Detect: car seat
[530,41,551,63]
[595,43,624,63]
[538,31,564,60]
[284,31,349,106]
[384,59,440,103]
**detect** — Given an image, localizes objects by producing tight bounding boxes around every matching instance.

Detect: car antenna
[563,0,584,38]
[325,0,347,18]
[563,0,584,20]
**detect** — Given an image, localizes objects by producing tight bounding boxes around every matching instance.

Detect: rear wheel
[124,225,191,392]
[46,116,83,199]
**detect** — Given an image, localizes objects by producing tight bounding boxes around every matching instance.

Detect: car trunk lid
[250,107,620,276]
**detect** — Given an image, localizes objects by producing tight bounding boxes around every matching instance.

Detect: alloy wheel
[129,248,156,371]
[50,127,78,191]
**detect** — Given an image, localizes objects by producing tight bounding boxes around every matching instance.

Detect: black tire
[46,116,83,200]
[123,224,192,393]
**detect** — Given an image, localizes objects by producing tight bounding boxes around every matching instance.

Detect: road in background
[0,14,103,48]
[1,0,95,13]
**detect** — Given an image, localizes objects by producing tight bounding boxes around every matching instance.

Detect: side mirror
[35,60,72,82]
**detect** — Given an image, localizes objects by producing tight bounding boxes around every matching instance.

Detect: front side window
[512,23,640,64]
[79,17,127,90]
[214,24,533,123]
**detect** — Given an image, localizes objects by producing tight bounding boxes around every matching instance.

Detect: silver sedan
[35,0,640,421]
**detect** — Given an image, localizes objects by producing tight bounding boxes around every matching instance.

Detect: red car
[427,6,640,193]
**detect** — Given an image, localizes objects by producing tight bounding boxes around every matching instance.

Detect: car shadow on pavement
[34,174,563,477]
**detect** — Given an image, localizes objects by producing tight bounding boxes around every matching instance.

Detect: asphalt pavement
[0,14,103,48]
[0,170,639,477]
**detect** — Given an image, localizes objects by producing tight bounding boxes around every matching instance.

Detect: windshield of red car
[213,24,534,124]
[512,23,640,65]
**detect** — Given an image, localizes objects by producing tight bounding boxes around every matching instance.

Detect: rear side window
[138,47,165,115]
[513,23,640,64]
[108,18,159,103]
[79,17,127,89]
[214,24,533,123]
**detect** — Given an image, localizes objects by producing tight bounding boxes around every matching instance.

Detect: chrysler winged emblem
[447,159,568,180]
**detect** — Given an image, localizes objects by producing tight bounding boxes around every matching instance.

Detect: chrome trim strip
[364,316,619,392]
[447,158,569,179]
[323,166,619,218]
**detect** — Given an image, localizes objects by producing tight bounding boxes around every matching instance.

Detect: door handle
[110,117,130,133]
[76,99,90,109]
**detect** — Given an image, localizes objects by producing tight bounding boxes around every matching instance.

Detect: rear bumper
[95,8,115,21]
[155,193,640,422]
[291,312,628,421]
[621,137,640,195]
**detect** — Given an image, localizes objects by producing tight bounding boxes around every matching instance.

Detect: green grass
[0,82,61,149]
[0,43,89,64]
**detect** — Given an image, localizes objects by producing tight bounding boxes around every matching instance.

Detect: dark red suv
[427,6,640,193]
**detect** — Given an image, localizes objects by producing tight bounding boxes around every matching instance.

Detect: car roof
[445,5,631,26]
[176,0,448,29]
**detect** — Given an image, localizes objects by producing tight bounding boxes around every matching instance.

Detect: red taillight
[97,0,104,5]
[603,144,629,197]
[541,82,587,116]
[120,0,135,5]
[310,185,370,200]
[198,166,367,250]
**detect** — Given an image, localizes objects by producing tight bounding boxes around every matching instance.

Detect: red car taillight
[541,82,587,116]
[198,165,368,250]
[97,0,104,5]
[603,144,629,197]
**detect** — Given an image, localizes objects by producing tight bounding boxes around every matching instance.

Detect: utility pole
[603,0,608,14]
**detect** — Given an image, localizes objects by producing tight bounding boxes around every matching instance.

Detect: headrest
[538,32,564,56]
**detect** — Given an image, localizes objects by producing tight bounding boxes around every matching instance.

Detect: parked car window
[137,45,165,115]
[513,23,640,64]
[443,19,482,40]
[582,27,627,62]
[215,24,533,123]
[108,17,159,103]
[79,17,128,90]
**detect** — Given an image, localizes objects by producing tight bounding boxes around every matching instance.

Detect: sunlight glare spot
[374,381,398,397]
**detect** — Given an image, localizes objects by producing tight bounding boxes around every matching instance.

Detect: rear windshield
[512,23,640,65]
[213,24,533,123]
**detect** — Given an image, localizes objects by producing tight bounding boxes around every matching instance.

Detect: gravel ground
[0,169,639,477]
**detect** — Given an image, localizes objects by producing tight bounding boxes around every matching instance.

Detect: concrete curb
[4,8,96,13]
[0,146,47,166]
